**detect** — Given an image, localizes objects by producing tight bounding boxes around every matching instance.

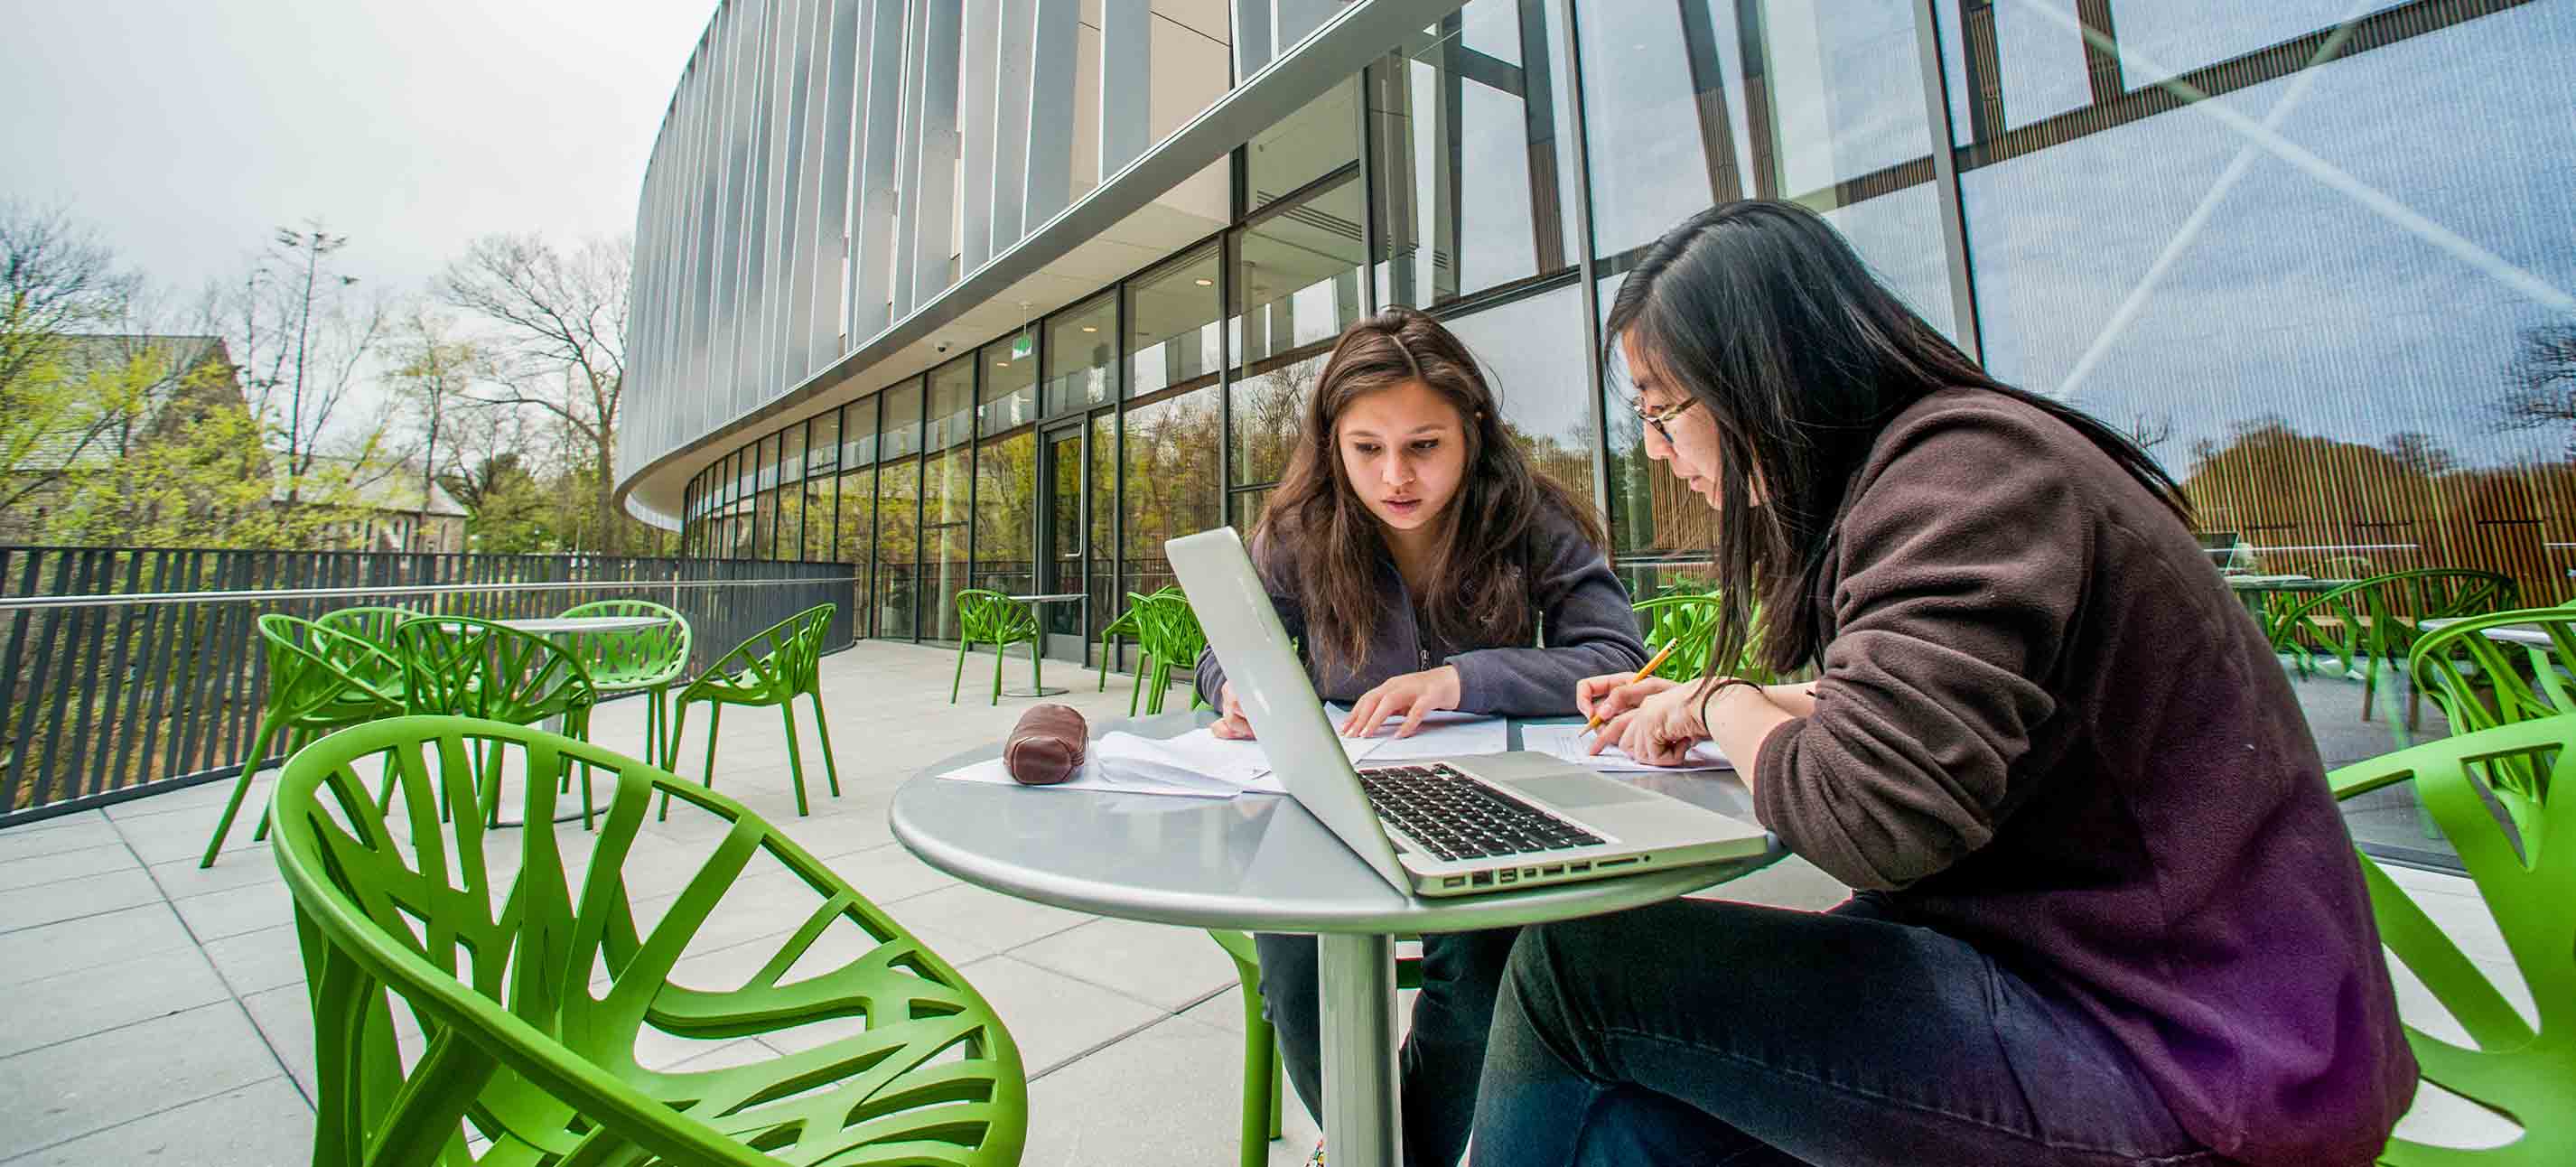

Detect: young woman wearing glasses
[1470,201,2415,1165]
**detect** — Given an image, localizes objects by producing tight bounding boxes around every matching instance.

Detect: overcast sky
[0,0,714,304]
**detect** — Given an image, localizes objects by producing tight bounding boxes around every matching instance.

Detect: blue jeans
[1255,927,1521,1167]
[1470,897,2228,1166]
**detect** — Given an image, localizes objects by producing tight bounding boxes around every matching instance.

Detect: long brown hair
[1257,306,1606,679]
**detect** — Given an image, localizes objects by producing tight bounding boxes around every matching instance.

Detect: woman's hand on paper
[1339,665,1463,739]
[1211,683,1256,740]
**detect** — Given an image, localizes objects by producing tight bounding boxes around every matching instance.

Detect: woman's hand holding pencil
[1573,642,1680,736]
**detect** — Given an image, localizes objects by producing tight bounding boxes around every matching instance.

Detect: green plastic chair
[950,589,1042,706]
[1632,589,1773,685]
[199,613,406,869]
[2329,714,2576,1165]
[559,599,692,767]
[1131,591,1209,716]
[268,714,1028,1167]
[397,616,602,829]
[1096,594,1150,692]
[667,603,840,818]
[1096,587,1182,709]
[1206,930,1422,1167]
[2273,569,2517,729]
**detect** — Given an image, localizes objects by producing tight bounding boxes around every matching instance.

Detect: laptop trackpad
[1512,774,1657,808]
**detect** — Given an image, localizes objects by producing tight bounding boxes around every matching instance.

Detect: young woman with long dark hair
[1193,306,1647,1166]
[1470,201,2415,1165]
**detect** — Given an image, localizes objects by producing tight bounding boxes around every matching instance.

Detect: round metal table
[890,710,1784,1166]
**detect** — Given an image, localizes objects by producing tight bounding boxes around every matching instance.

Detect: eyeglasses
[1633,396,1699,443]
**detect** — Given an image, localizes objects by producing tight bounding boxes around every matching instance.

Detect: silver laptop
[1167,527,1770,898]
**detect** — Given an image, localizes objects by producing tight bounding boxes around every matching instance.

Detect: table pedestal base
[1320,932,1403,1167]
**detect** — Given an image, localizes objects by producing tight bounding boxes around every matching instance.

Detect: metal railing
[0,546,859,826]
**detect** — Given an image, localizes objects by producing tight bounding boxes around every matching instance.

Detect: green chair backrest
[1632,589,1772,684]
[956,589,1041,646]
[557,599,692,688]
[2329,715,2576,1165]
[267,715,1027,1165]
[696,603,835,703]
[2410,607,2576,734]
[257,613,404,727]
[2273,569,2519,661]
[314,605,418,688]
[396,616,599,725]
[1133,591,1206,669]
[315,605,418,650]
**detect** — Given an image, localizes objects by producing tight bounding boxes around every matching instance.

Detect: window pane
[752,487,779,559]
[807,412,841,476]
[874,455,919,639]
[880,378,923,461]
[980,335,1039,436]
[1247,79,1359,210]
[773,484,803,561]
[1378,0,1580,307]
[924,359,975,640]
[1124,383,1222,595]
[835,464,873,573]
[1572,0,1710,257]
[802,473,835,562]
[1045,294,1118,415]
[1087,411,1117,635]
[975,429,1037,597]
[1128,247,1221,399]
[1443,282,1597,508]
[1948,3,2576,862]
[780,425,807,485]
[842,397,879,466]
[1231,175,1367,488]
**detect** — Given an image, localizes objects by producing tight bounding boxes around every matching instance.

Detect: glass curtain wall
[1229,173,1370,521]
[834,399,877,636]
[1375,0,1581,308]
[924,360,976,640]
[1045,293,1123,633]
[975,336,1041,597]
[773,425,806,561]
[803,413,839,563]
[874,378,924,639]
[1125,247,1225,594]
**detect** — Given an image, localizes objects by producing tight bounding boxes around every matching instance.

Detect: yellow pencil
[1582,641,1677,735]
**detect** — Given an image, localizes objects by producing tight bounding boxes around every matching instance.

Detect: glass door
[1037,421,1088,662]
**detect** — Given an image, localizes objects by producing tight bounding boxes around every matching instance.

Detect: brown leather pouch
[1003,704,1087,785]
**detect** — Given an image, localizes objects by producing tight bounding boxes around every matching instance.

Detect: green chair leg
[700,704,723,799]
[200,718,279,868]
[1269,1041,1284,1139]
[658,701,689,822]
[951,639,971,704]
[807,689,842,798]
[779,701,812,817]
[990,640,1005,707]
[1128,650,1151,717]
[1239,1006,1275,1167]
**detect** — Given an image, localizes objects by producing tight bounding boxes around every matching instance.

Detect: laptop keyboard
[1357,763,1605,862]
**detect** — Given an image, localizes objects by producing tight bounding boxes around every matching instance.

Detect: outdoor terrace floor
[0,640,2532,1162]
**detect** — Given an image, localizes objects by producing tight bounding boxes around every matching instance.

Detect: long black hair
[1603,200,2190,676]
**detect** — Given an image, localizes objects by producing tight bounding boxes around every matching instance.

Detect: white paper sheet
[1520,723,1731,772]
[1324,705,1511,761]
